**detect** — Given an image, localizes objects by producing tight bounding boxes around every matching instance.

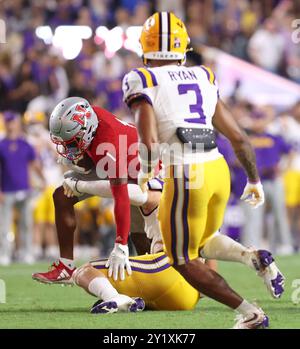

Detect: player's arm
[104,177,133,281]
[213,99,264,208]
[130,100,159,191]
[109,177,131,245]
[122,70,158,191]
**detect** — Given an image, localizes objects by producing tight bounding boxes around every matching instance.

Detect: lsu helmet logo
[140,12,190,65]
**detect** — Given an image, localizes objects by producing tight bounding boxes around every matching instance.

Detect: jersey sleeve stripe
[201,65,216,85]
[133,68,147,88]
[147,69,158,86]
[135,68,158,88]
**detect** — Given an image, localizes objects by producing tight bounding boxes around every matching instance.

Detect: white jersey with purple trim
[122,64,222,165]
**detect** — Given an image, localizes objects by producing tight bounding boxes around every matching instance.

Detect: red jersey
[87,106,139,181]
[85,106,139,245]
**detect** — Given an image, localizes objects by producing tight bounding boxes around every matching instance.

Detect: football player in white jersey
[121,11,285,329]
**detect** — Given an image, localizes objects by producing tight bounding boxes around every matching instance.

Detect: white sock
[235,300,258,316]
[200,233,255,269]
[77,180,148,206]
[88,277,119,301]
[59,258,75,270]
[110,294,134,310]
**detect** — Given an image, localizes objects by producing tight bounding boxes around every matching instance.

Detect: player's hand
[240,180,265,208]
[57,155,90,174]
[62,178,83,198]
[105,243,132,281]
[138,170,154,193]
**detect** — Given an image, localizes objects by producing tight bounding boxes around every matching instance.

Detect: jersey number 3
[178,83,206,124]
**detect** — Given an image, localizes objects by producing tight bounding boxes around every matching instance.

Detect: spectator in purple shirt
[0,112,45,265]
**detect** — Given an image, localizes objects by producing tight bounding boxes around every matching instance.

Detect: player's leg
[32,184,79,284]
[74,263,145,314]
[141,179,164,253]
[50,170,98,264]
[200,232,285,298]
[130,206,151,255]
[128,189,162,255]
[199,165,284,298]
[64,176,163,253]
[159,162,268,328]
[76,252,199,312]
[53,186,78,261]
[172,163,245,308]
[32,169,97,283]
[159,163,241,307]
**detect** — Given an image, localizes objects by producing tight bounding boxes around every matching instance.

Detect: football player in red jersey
[32,96,157,284]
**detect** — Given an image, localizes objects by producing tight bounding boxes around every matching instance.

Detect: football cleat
[129,297,146,312]
[32,260,75,285]
[90,301,119,314]
[90,296,145,314]
[233,309,269,329]
[251,250,285,299]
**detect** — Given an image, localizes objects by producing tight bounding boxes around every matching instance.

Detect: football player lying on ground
[33,97,162,284]
[73,251,200,314]
[63,175,285,301]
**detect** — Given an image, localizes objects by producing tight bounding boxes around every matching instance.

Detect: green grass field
[0,255,299,329]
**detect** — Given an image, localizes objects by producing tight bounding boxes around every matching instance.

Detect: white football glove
[105,243,132,281]
[62,178,83,198]
[57,155,91,174]
[240,180,265,209]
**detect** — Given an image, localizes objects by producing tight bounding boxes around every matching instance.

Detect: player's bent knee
[73,263,93,286]
[53,186,77,207]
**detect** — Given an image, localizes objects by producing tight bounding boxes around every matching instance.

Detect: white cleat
[91,294,145,314]
[250,250,285,299]
[233,308,269,329]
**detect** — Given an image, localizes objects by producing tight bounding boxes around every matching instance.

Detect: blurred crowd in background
[0,0,300,265]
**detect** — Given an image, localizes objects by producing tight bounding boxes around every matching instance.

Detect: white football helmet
[49,97,98,160]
